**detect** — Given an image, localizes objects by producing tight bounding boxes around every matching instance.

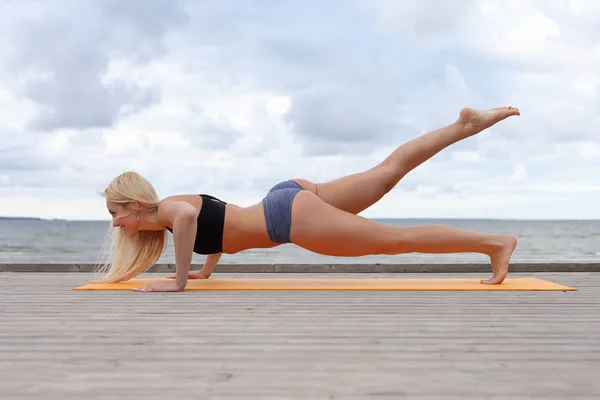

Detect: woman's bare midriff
[222,202,277,253]
[160,194,276,254]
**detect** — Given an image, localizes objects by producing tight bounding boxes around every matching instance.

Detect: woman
[99,106,520,292]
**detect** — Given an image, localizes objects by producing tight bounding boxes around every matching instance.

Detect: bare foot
[458,106,520,137]
[481,234,517,285]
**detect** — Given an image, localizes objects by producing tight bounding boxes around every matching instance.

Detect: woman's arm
[159,200,199,290]
[199,252,222,278]
[134,200,198,293]
[172,204,198,290]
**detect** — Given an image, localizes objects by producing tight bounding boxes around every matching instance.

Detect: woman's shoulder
[157,194,204,225]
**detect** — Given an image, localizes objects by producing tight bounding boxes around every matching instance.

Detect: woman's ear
[125,201,141,212]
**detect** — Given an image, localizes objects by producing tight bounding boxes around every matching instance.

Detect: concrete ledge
[1,262,600,273]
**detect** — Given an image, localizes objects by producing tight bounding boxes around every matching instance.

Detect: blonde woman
[100,106,520,292]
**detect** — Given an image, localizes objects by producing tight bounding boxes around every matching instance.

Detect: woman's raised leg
[294,106,520,215]
[290,191,517,284]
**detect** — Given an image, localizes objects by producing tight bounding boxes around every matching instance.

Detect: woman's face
[106,200,139,237]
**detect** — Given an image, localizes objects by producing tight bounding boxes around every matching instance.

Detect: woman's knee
[374,163,405,194]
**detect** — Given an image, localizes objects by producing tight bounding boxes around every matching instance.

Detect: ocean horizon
[2,217,599,265]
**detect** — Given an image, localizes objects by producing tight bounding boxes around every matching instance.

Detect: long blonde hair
[95,171,167,283]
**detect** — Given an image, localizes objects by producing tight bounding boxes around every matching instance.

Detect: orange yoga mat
[73,277,576,291]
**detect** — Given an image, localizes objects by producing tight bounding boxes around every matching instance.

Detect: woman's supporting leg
[290,191,517,284]
[294,106,520,215]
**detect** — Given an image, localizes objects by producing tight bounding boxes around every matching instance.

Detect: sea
[1,217,599,265]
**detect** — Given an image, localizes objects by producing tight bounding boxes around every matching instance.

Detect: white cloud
[0,0,187,131]
[509,164,528,183]
[0,0,598,220]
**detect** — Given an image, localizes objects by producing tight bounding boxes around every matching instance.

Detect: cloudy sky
[0,0,598,221]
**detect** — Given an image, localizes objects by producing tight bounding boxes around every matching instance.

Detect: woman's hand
[133,280,185,293]
[166,269,211,280]
[190,269,211,279]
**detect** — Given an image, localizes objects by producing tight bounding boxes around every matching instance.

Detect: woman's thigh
[289,191,400,257]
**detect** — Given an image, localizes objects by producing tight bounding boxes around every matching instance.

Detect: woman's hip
[262,180,304,244]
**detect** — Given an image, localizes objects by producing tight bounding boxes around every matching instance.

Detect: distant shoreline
[0,217,107,222]
[0,217,43,221]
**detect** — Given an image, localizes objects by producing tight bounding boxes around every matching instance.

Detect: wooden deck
[1,271,599,399]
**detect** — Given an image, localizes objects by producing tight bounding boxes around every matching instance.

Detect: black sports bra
[165,194,227,255]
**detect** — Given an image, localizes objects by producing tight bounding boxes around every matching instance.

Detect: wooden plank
[0,272,599,399]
